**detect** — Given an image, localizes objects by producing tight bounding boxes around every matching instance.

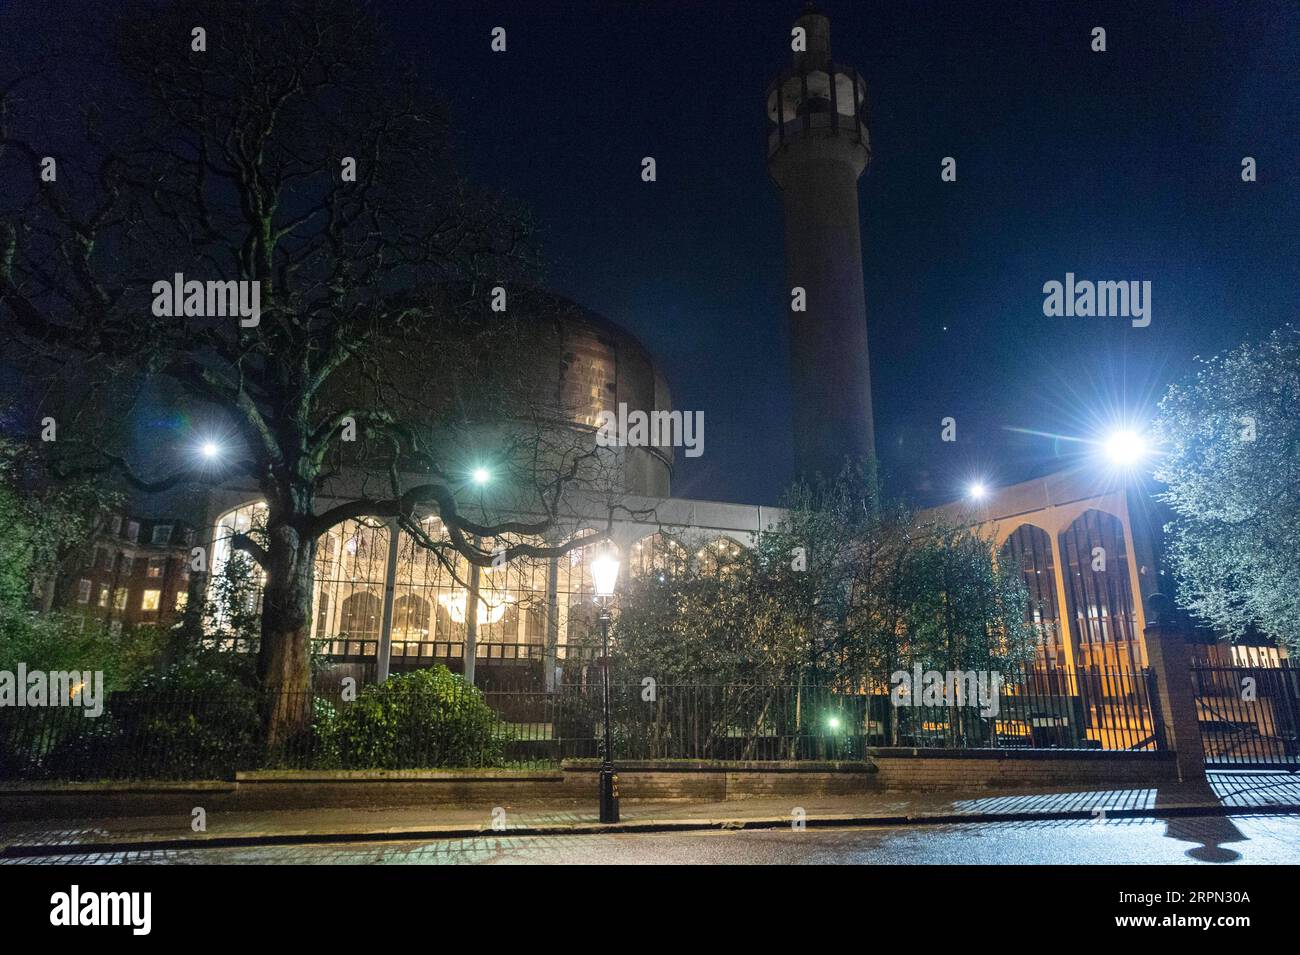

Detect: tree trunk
[257,517,317,749]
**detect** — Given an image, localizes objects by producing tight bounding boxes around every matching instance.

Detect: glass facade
[209,500,268,641]
[1058,509,1142,671]
[628,532,689,580]
[314,519,390,656]
[208,504,652,671]
[208,500,1147,680]
[1000,524,1065,669]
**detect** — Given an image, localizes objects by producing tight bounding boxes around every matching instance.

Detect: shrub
[0,608,168,693]
[18,663,259,781]
[313,666,506,769]
[40,690,261,781]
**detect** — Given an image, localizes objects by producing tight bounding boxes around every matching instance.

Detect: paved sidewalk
[2,770,1296,857]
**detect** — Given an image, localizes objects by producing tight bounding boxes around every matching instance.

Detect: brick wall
[869,748,1179,790]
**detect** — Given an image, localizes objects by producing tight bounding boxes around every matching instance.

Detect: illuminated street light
[200,440,221,460]
[967,481,988,501]
[471,466,491,486]
[1104,429,1147,468]
[591,547,621,600]
[590,543,622,824]
[826,715,842,731]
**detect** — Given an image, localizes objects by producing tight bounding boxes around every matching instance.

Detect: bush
[313,666,506,769]
[38,687,261,781]
[0,608,168,692]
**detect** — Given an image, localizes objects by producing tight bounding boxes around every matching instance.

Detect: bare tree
[1,0,631,741]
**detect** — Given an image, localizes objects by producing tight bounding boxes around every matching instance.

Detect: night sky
[388,0,1299,507]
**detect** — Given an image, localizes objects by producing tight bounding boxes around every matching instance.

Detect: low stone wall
[0,753,1180,819]
[868,748,1180,790]
[0,761,876,820]
[0,781,239,821]
[563,759,877,802]
[230,769,575,812]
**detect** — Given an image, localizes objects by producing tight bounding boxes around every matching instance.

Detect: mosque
[54,8,1274,690]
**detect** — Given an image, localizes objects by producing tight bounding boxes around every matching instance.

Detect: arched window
[629,533,689,580]
[476,539,547,652]
[696,536,747,576]
[210,503,394,659]
[1058,510,1140,671]
[338,591,382,654]
[392,594,432,645]
[555,534,599,651]
[312,518,390,655]
[391,517,465,658]
[390,517,550,661]
[1000,525,1064,669]
[208,501,269,643]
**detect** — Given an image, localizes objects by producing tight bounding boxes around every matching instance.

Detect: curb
[4,802,1300,859]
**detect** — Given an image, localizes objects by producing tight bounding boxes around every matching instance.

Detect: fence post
[1142,594,1205,782]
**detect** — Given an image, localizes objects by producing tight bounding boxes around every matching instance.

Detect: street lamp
[1103,429,1147,469]
[966,481,988,502]
[590,545,621,823]
[200,440,222,460]
[471,466,492,486]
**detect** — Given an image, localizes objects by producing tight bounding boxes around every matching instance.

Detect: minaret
[766,5,875,480]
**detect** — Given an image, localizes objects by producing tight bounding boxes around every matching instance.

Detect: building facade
[53,513,196,633]
[45,8,1279,691]
[197,487,783,689]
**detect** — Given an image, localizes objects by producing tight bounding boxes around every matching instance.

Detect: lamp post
[590,546,621,823]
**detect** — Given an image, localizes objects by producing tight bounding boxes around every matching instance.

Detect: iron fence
[0,665,1162,782]
[1191,662,1300,766]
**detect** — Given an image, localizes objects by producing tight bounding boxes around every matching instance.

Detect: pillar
[1143,594,1205,781]
[463,536,481,687]
[1048,528,1081,692]
[375,519,400,684]
[543,556,560,692]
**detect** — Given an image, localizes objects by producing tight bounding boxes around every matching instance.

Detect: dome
[326,284,675,498]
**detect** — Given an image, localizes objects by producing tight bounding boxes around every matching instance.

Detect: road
[8,813,1300,865]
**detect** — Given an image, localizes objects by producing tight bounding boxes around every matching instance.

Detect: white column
[375,519,400,683]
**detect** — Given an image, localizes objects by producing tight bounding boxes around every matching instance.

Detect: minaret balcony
[765,62,871,161]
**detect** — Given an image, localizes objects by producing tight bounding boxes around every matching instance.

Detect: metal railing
[0,666,1162,782]
[1191,662,1300,766]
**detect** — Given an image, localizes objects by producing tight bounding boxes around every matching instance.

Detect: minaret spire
[765,8,876,480]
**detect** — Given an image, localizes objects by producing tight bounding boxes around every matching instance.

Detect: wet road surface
[7,813,1299,865]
